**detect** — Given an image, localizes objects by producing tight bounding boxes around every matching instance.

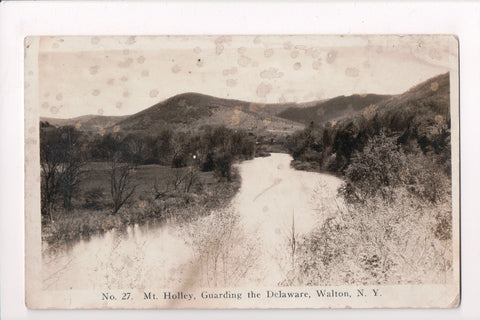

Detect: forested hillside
[278,94,391,126]
[284,73,453,286]
[286,72,451,177]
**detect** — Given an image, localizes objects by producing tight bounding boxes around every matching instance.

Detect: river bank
[42,163,241,246]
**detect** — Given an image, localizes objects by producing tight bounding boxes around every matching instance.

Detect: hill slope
[277,94,391,126]
[41,115,128,132]
[114,92,304,135]
[374,72,450,124]
[41,73,449,140]
[288,72,451,173]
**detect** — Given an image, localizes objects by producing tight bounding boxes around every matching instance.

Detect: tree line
[285,92,451,203]
[40,122,256,221]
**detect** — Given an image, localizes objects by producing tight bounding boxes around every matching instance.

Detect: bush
[341,132,451,204]
[202,153,215,172]
[342,132,406,202]
[172,154,187,168]
[214,153,233,181]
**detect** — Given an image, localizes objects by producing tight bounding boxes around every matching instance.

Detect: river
[42,153,343,290]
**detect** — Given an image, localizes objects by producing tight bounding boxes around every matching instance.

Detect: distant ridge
[112,92,305,135]
[41,114,128,132]
[277,94,391,125]
[40,73,450,136]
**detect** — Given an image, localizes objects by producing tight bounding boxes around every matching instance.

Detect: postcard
[24,35,460,308]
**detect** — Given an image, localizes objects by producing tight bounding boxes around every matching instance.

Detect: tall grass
[287,187,452,285]
[181,207,259,287]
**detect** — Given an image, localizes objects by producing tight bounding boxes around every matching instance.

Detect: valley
[40,72,454,288]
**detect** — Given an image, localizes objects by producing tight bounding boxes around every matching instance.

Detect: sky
[30,35,458,119]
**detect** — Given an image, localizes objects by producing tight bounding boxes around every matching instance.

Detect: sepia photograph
[24,34,459,309]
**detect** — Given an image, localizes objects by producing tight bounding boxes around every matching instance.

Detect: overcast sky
[32,35,457,119]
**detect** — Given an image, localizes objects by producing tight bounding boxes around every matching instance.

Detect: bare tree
[167,167,186,191]
[40,127,61,222]
[171,133,186,167]
[110,153,136,214]
[152,164,200,201]
[40,124,85,219]
[124,135,144,169]
[58,128,85,211]
[153,177,169,199]
[184,166,200,193]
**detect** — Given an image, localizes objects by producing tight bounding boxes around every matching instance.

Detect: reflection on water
[42,221,191,290]
[42,219,164,257]
[231,153,343,285]
[42,153,343,290]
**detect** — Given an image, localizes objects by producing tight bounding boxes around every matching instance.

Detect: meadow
[42,161,241,246]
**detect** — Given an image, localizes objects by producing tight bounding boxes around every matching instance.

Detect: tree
[110,152,136,214]
[171,133,187,168]
[123,134,145,168]
[58,127,86,211]
[183,166,200,193]
[40,125,62,221]
[343,131,406,202]
[90,133,121,161]
[40,125,85,219]
[342,131,450,204]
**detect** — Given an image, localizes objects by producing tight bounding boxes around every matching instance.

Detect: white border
[1,1,479,319]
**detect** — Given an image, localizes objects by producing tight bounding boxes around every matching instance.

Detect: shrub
[214,153,233,181]
[342,132,451,204]
[342,132,406,202]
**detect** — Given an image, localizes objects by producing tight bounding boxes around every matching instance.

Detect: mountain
[326,72,451,147]
[41,114,128,132]
[277,94,391,126]
[113,92,304,135]
[373,72,450,121]
[288,72,452,173]
[278,72,449,129]
[41,73,449,138]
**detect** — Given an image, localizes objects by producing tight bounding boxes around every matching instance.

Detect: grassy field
[42,162,241,245]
